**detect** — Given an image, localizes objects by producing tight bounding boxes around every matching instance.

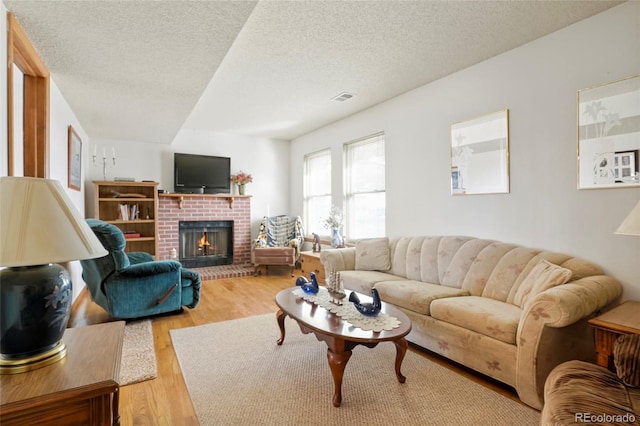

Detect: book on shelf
[117,203,140,221]
[124,232,141,239]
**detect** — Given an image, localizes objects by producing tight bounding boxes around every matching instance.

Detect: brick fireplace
[157,195,251,265]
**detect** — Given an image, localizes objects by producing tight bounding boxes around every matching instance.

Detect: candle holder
[93,148,116,180]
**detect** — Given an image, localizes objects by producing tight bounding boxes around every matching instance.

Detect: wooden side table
[1,321,125,425]
[588,301,640,372]
[300,251,326,284]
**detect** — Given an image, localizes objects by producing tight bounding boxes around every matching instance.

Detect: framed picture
[450,109,510,195]
[613,150,638,181]
[68,126,82,191]
[577,74,640,189]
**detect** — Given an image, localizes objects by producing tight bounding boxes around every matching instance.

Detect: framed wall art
[577,74,640,189]
[450,109,510,195]
[68,125,82,191]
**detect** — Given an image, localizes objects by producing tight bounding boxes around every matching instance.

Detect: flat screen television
[174,153,231,194]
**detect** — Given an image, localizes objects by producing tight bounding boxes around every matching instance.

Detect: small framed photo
[613,150,638,182]
[68,125,82,191]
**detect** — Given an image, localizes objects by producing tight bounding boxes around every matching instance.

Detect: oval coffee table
[275,287,412,407]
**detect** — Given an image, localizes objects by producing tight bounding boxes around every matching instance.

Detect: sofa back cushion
[481,247,541,302]
[387,235,604,305]
[441,238,495,288]
[460,242,517,296]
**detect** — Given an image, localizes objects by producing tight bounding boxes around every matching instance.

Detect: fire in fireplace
[179,220,233,268]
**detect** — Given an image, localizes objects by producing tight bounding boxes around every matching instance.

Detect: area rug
[119,319,157,386]
[170,314,540,425]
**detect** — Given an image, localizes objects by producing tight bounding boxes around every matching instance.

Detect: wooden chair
[253,215,304,277]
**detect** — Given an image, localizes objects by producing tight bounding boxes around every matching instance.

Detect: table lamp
[0,176,108,374]
[615,201,640,236]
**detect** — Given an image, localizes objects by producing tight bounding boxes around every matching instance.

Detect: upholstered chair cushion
[614,334,640,387]
[513,259,572,308]
[355,237,390,271]
[86,218,130,271]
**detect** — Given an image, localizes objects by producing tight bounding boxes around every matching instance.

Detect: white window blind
[344,133,385,239]
[303,149,331,235]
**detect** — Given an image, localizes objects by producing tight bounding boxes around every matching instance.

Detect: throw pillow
[355,238,390,271]
[513,259,572,308]
[614,334,640,388]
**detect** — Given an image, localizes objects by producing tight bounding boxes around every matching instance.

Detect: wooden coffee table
[275,287,412,407]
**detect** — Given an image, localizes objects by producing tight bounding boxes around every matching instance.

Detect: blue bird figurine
[296,272,319,294]
[349,288,382,317]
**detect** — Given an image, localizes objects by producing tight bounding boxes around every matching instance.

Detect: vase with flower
[323,205,344,248]
[230,171,253,195]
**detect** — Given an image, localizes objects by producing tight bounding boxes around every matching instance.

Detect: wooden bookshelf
[93,181,159,256]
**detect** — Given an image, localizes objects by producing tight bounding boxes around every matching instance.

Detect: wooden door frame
[7,12,50,177]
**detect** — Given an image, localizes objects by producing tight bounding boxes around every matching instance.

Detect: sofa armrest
[320,248,356,276]
[521,275,623,329]
[515,275,622,409]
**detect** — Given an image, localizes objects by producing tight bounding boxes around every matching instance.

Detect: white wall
[0,5,91,300]
[86,128,291,237]
[49,79,91,300]
[291,2,640,300]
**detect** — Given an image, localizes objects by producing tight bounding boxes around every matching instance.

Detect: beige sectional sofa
[320,236,623,410]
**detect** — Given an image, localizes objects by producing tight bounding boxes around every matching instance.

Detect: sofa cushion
[374,280,468,315]
[513,259,572,308]
[482,247,540,302]
[355,237,390,271]
[430,296,522,344]
[340,270,404,295]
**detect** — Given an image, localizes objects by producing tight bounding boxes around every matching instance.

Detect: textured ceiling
[4,0,623,144]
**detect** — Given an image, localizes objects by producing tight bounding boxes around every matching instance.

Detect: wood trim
[7,12,50,178]
[7,14,49,77]
[7,14,14,176]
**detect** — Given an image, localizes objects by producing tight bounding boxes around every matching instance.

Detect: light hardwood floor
[69,268,521,425]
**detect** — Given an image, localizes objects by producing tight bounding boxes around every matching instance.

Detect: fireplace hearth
[179,220,233,268]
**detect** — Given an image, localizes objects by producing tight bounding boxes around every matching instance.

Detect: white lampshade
[0,176,107,267]
[615,201,640,237]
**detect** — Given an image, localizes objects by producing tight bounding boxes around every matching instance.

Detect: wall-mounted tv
[174,153,231,194]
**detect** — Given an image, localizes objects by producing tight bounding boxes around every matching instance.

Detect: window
[344,133,385,239]
[303,149,331,235]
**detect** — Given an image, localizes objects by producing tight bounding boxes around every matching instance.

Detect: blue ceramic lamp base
[0,264,72,374]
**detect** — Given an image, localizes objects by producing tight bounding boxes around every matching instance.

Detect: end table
[588,301,640,372]
[1,321,125,425]
[300,251,326,284]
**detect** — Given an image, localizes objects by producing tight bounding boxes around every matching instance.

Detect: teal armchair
[80,219,201,319]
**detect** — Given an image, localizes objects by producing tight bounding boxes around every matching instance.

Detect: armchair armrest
[119,260,181,277]
[515,275,622,409]
[614,334,640,387]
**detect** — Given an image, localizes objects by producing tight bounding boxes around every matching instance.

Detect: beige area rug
[170,314,540,425]
[119,319,157,386]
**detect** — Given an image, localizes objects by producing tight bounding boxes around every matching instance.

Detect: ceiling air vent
[331,92,356,103]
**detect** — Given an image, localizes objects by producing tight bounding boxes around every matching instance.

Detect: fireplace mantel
[159,193,251,209]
